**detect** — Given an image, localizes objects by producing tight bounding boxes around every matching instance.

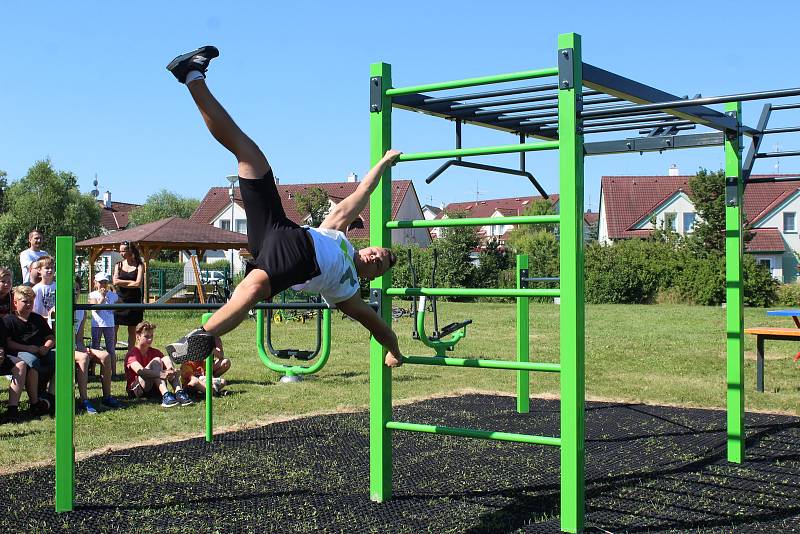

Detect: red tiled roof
[745,228,787,253]
[601,174,800,240]
[438,194,558,219]
[584,211,599,225]
[190,180,415,240]
[97,200,140,231]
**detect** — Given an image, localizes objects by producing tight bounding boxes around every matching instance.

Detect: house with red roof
[598,173,800,282]
[90,191,140,275]
[189,179,429,273]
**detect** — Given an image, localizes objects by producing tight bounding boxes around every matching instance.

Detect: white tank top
[292,227,359,304]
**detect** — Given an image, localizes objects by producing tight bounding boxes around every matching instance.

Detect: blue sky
[3,1,799,213]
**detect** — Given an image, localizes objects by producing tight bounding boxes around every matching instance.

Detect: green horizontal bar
[387,215,560,229]
[386,421,561,447]
[386,287,560,298]
[399,141,559,162]
[386,67,559,96]
[403,356,561,372]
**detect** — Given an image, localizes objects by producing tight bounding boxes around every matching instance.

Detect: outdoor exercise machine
[51,236,334,512]
[406,249,472,356]
[367,32,800,533]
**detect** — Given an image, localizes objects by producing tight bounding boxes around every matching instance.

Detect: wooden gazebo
[76,216,249,302]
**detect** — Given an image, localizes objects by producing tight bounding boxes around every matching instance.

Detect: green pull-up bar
[386,214,560,229]
[386,287,560,298]
[386,67,559,96]
[385,421,561,447]
[397,140,559,162]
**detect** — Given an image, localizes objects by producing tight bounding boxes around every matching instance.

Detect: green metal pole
[386,214,560,229]
[369,61,393,503]
[386,287,559,298]
[517,254,530,413]
[385,421,561,447]
[398,141,559,162]
[724,102,745,463]
[557,32,585,534]
[55,236,76,512]
[201,312,214,442]
[403,356,560,372]
[385,67,559,95]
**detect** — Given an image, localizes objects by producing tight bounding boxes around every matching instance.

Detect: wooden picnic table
[744,310,800,392]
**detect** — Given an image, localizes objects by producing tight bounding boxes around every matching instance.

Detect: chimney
[274,175,280,185]
[103,190,112,209]
[668,164,679,176]
[347,172,358,183]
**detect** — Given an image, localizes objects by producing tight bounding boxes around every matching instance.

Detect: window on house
[220,220,231,231]
[758,258,772,270]
[683,212,696,233]
[235,219,247,234]
[784,212,796,233]
[664,213,677,232]
[493,225,502,236]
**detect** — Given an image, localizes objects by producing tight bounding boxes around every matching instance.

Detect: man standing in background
[19,230,48,285]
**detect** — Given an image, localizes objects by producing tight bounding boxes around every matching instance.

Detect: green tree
[507,199,559,282]
[431,211,480,297]
[129,189,201,226]
[474,238,511,289]
[0,160,101,279]
[294,187,330,227]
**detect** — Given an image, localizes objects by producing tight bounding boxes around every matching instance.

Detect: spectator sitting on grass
[74,277,122,414]
[32,256,56,326]
[3,286,54,417]
[0,319,29,423]
[125,321,192,408]
[89,272,118,377]
[178,337,231,397]
[0,266,14,316]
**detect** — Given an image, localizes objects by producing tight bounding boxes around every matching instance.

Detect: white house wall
[752,192,800,282]
[635,193,697,234]
[394,189,431,246]
[598,190,610,244]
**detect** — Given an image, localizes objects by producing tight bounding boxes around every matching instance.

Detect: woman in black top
[113,241,144,350]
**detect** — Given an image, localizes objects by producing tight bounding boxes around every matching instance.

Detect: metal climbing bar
[386,215,559,229]
[386,67,559,96]
[403,355,560,372]
[386,287,559,298]
[397,140,559,162]
[76,302,331,311]
[385,421,562,447]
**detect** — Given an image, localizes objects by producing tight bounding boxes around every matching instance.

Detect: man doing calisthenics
[165,46,403,368]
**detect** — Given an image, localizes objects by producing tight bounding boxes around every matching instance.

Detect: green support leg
[369,61,394,502]
[202,312,214,442]
[516,254,530,413]
[724,102,745,463]
[557,32,585,534]
[55,236,76,512]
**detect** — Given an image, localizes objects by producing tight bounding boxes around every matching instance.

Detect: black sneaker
[175,390,193,406]
[166,45,219,83]
[167,328,216,363]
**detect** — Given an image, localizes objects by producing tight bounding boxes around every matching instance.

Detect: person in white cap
[89,272,119,376]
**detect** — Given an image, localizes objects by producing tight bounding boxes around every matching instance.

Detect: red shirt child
[125,346,166,392]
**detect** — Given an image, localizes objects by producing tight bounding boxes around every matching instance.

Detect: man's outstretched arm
[320,150,402,233]
[336,292,403,367]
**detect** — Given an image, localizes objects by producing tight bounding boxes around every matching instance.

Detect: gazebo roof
[76,216,248,251]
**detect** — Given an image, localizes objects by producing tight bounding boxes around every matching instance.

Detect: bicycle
[205,277,232,304]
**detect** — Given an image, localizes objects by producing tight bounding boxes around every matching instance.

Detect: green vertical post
[369,61,394,502]
[557,32,585,534]
[55,236,76,512]
[724,102,745,463]
[516,254,530,413]
[202,312,214,442]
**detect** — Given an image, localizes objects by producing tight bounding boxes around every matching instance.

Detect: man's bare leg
[203,269,271,337]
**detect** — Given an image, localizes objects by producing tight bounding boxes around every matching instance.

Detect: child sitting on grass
[125,321,192,408]
[177,338,231,397]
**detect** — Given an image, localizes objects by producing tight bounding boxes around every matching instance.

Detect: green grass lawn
[1,302,798,471]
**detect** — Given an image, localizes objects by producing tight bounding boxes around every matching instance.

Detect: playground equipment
[367,32,800,533]
[52,236,333,512]
[407,249,471,356]
[258,292,333,383]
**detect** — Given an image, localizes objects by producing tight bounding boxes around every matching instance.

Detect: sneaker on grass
[161,392,179,408]
[166,328,216,364]
[101,396,122,409]
[80,399,98,415]
[166,45,219,83]
[175,390,193,406]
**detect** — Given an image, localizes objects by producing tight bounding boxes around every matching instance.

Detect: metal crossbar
[386,287,560,298]
[386,215,559,229]
[76,302,332,311]
[398,141,559,162]
[386,67,559,96]
[403,355,561,372]
[385,421,562,447]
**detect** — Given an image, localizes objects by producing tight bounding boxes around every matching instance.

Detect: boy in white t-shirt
[89,272,118,376]
[32,256,56,325]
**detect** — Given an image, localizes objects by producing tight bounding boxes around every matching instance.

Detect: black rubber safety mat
[0,394,798,533]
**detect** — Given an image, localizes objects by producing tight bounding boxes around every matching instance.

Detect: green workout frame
[368,32,749,533]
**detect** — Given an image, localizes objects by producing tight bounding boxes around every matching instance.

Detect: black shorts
[239,167,320,297]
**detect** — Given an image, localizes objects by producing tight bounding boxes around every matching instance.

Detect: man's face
[29,232,43,249]
[356,247,393,280]
[29,263,41,282]
[0,275,11,296]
